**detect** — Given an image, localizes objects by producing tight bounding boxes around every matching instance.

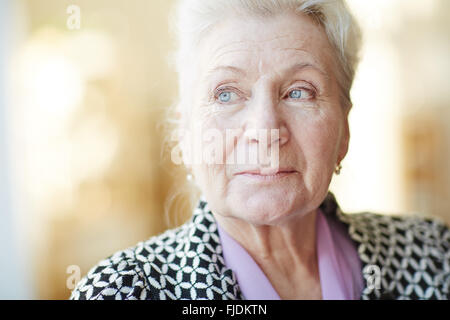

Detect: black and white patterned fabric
[70,192,450,300]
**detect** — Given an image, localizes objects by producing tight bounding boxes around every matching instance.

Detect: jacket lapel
[322,192,394,299]
[191,199,244,299]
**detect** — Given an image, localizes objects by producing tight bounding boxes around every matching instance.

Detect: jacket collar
[187,198,244,299]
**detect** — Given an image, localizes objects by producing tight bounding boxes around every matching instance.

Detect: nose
[244,126,289,147]
[243,82,289,148]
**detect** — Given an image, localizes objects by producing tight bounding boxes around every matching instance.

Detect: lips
[234,167,297,176]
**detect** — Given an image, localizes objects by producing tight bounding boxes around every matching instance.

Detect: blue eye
[289,89,303,99]
[216,90,239,104]
[218,91,232,103]
[288,88,314,100]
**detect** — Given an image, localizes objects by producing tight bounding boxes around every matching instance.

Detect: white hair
[168,0,362,119]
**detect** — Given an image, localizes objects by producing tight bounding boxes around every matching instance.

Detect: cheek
[290,110,343,166]
[189,116,230,188]
[196,112,244,167]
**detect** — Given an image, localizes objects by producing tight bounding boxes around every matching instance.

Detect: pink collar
[217,208,363,299]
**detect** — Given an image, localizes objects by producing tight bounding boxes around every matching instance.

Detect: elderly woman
[71,0,450,300]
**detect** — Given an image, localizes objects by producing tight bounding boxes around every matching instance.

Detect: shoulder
[323,192,449,246]
[69,246,148,300]
[70,222,193,300]
[339,210,450,299]
[343,210,450,249]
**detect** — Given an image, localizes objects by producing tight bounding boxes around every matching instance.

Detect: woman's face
[184,12,349,226]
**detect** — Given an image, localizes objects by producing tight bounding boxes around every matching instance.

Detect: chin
[229,189,303,226]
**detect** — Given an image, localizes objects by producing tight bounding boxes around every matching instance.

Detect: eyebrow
[205,65,247,78]
[204,62,329,81]
[286,62,329,78]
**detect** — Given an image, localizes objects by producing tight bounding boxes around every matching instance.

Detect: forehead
[196,11,336,77]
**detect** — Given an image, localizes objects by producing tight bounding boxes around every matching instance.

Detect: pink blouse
[217,208,364,300]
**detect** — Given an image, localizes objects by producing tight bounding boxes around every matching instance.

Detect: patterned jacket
[70,193,450,300]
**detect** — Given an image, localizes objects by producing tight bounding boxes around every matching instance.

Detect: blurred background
[0,0,449,299]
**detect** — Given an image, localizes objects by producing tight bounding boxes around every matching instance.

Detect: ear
[176,132,187,170]
[337,115,350,164]
[177,123,193,170]
[172,104,192,169]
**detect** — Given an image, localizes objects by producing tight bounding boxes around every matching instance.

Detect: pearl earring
[335,163,342,175]
[186,173,193,181]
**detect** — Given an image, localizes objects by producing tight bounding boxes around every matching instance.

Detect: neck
[214,208,320,297]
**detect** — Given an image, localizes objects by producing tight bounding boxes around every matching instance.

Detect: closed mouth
[234,168,298,178]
